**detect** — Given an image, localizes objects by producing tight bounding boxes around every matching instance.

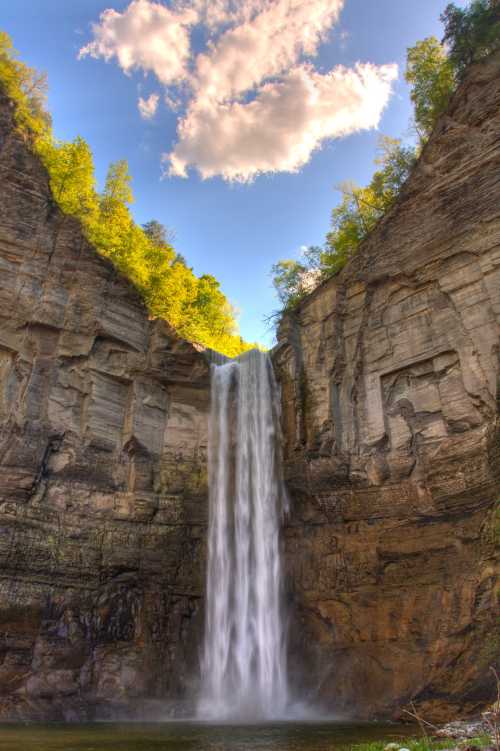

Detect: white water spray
[198,349,289,720]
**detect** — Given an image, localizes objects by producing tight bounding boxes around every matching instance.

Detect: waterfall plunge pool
[0,353,417,747]
[0,721,418,751]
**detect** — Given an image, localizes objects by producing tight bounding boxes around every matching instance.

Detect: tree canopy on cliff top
[271,0,500,313]
[0,31,256,358]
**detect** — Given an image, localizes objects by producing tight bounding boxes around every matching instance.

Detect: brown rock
[0,88,209,720]
[274,53,500,721]
[1,53,500,724]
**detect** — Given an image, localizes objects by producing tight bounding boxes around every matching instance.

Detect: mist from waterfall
[198,349,289,721]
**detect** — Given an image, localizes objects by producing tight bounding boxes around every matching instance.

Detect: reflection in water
[0,722,416,751]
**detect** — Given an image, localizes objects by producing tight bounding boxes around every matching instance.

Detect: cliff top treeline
[271,0,500,312]
[0,31,256,359]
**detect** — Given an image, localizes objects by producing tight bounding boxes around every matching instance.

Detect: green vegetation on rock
[405,36,455,140]
[441,0,500,78]
[271,0,500,312]
[0,31,255,358]
[271,136,416,310]
[347,737,493,751]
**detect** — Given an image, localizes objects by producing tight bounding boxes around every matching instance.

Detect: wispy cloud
[138,92,160,119]
[79,0,398,182]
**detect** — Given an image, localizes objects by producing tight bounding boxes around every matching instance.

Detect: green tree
[193,275,235,336]
[271,259,306,309]
[441,1,500,79]
[272,0,498,314]
[40,136,98,219]
[0,31,258,356]
[371,136,417,209]
[101,159,133,207]
[142,219,176,247]
[142,219,167,246]
[173,252,187,266]
[271,248,323,310]
[91,160,134,268]
[271,138,416,310]
[405,4,500,141]
[323,183,377,271]
[322,139,415,275]
[405,36,455,140]
[0,31,51,141]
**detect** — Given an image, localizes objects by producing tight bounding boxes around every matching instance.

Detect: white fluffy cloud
[138,92,160,119]
[78,0,196,85]
[80,0,399,181]
[166,63,398,181]
[192,0,344,106]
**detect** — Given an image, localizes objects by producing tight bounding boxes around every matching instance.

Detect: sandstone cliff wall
[0,52,499,725]
[0,91,209,720]
[274,54,500,721]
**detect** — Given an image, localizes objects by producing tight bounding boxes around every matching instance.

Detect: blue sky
[1,1,461,347]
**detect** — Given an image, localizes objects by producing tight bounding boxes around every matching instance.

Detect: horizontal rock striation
[0,53,499,725]
[0,90,209,720]
[274,54,500,721]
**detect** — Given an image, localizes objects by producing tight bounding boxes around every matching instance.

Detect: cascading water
[198,349,289,721]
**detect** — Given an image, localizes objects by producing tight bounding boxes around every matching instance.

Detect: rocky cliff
[274,54,500,721]
[0,90,210,720]
[0,53,499,726]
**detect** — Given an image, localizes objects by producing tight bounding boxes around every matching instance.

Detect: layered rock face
[0,92,209,720]
[274,55,500,721]
[0,53,499,725]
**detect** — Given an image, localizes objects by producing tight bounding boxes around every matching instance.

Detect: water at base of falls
[198,349,289,721]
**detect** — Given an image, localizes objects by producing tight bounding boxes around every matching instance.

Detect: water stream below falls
[198,349,289,720]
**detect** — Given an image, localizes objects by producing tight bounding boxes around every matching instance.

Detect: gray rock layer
[273,54,500,721]
[0,90,210,720]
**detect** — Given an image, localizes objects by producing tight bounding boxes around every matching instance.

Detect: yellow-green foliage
[405,36,455,140]
[271,1,499,313]
[0,32,254,358]
[0,31,51,141]
[272,137,416,310]
[323,137,416,274]
[441,0,500,79]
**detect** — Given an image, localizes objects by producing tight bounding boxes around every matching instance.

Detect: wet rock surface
[0,90,209,720]
[274,54,500,721]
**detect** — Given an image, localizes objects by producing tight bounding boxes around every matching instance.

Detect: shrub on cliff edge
[271,0,500,313]
[0,31,255,358]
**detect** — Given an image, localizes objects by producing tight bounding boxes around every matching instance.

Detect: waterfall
[198,349,289,721]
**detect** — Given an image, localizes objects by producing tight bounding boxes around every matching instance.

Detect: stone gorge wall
[0,91,210,720]
[274,54,500,721]
[0,52,499,724]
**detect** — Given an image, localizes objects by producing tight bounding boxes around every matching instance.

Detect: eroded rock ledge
[274,54,500,721]
[0,90,209,720]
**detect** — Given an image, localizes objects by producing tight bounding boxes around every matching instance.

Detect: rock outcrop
[0,90,209,720]
[274,54,500,721]
[0,52,499,725]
